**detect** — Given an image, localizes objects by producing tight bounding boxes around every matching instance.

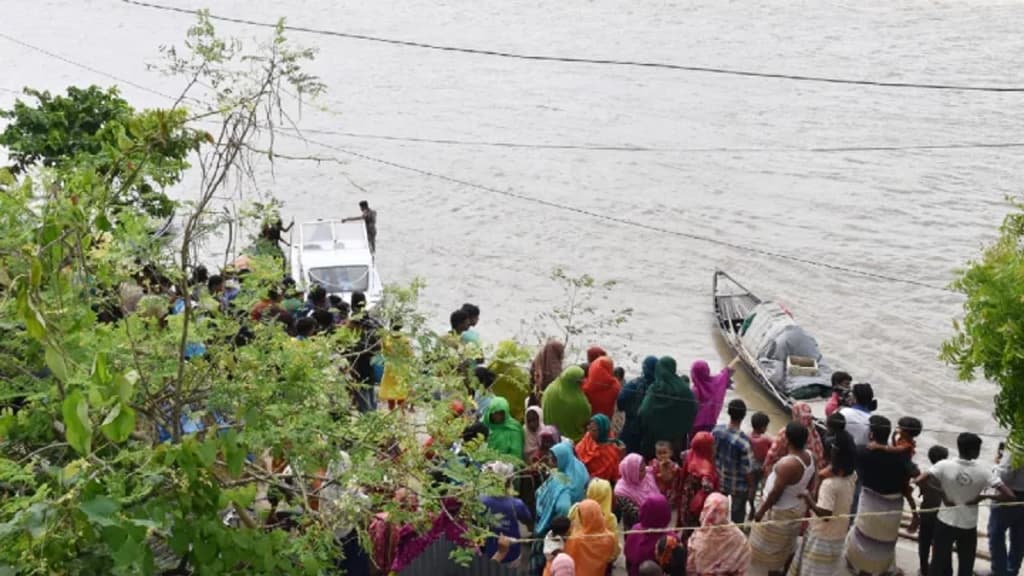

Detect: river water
[5,0,1024,454]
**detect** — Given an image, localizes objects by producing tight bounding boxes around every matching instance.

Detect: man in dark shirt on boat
[343,200,377,254]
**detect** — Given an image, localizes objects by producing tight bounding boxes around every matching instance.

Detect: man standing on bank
[344,200,377,254]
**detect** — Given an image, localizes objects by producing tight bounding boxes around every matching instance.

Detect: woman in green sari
[488,341,530,421]
[638,356,696,459]
[542,366,592,442]
[483,396,525,460]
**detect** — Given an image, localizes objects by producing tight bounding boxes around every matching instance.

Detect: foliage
[0,16,505,575]
[942,200,1024,457]
[528,266,634,360]
[0,85,203,219]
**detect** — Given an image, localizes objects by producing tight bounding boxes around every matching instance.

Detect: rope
[503,498,1024,543]
[263,125,1024,155]
[117,0,1024,94]
[286,132,957,293]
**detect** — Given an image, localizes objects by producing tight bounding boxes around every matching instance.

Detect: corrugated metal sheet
[400,538,524,576]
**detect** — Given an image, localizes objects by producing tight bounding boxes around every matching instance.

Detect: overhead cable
[118,0,1024,94]
[0,32,182,102]
[283,132,957,294]
[0,29,961,293]
[290,126,1024,154]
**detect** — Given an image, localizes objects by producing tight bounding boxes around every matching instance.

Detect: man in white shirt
[918,432,1014,576]
[838,383,876,448]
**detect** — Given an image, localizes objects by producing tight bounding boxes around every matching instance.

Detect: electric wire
[280,131,958,294]
[287,126,1024,154]
[118,0,1024,93]
[0,28,965,292]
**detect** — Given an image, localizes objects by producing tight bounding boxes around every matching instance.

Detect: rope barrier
[117,0,1024,94]
[502,498,1024,543]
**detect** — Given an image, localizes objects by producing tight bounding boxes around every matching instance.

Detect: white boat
[289,219,383,308]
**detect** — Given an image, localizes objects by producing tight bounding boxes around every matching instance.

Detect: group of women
[467,341,750,575]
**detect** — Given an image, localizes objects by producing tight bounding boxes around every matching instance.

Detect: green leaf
[45,345,68,382]
[92,352,110,386]
[80,496,119,527]
[61,390,92,455]
[23,298,46,341]
[100,402,135,443]
[115,370,138,403]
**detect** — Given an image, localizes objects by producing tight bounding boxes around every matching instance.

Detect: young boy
[868,416,922,464]
[749,411,772,502]
[543,516,571,564]
[917,445,949,576]
[712,399,753,524]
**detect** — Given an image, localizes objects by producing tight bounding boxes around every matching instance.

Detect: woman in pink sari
[690,359,735,436]
[687,492,752,575]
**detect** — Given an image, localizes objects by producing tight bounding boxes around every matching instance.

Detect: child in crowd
[649,441,681,509]
[917,444,949,576]
[655,534,687,576]
[825,370,852,416]
[748,411,772,505]
[543,516,572,565]
[867,416,923,468]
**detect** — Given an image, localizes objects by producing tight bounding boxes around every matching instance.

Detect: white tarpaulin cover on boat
[741,302,832,400]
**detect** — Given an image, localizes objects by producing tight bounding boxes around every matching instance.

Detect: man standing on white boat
[343,200,377,254]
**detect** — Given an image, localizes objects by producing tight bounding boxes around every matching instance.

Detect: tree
[0,15,504,574]
[0,85,201,219]
[526,267,634,360]
[942,201,1024,457]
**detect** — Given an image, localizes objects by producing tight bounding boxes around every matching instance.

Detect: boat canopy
[741,302,832,400]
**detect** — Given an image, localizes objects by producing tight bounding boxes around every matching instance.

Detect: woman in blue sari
[531,442,589,573]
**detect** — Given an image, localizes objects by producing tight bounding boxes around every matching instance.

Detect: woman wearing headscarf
[582,356,621,419]
[488,341,530,421]
[575,414,621,483]
[679,431,719,530]
[542,366,592,442]
[625,493,674,576]
[586,346,608,364]
[564,499,618,575]
[763,402,825,473]
[638,356,697,459]
[687,492,752,575]
[523,406,545,462]
[583,479,619,538]
[532,441,589,574]
[519,418,558,540]
[618,355,658,455]
[689,359,736,436]
[615,453,662,529]
[531,340,565,393]
[482,396,524,460]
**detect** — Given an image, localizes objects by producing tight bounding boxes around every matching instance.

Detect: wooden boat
[713,270,833,421]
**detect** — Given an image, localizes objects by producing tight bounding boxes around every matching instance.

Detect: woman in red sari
[678,431,719,532]
[582,356,621,419]
[575,414,621,483]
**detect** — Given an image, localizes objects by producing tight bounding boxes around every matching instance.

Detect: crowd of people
[397,307,1023,576]
[119,261,1024,575]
